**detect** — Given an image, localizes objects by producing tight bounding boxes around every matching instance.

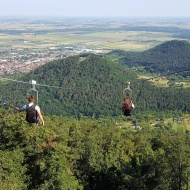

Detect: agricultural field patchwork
[0,18,189,51]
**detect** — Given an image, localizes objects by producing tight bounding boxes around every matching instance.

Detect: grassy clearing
[139,73,190,88]
[184,116,190,130]
[138,74,169,87]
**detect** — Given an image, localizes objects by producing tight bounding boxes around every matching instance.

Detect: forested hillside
[0,54,137,117]
[1,53,190,117]
[109,40,190,75]
[1,109,190,189]
[1,41,190,189]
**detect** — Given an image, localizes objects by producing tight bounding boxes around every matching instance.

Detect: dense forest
[0,54,137,117]
[1,108,190,190]
[1,52,190,117]
[109,40,190,76]
[1,40,190,189]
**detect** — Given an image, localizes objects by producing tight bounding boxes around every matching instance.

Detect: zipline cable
[144,68,190,81]
[2,67,190,90]
[0,76,89,90]
[0,76,30,84]
[0,76,70,89]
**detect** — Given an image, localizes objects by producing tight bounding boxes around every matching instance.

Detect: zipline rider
[15,95,44,126]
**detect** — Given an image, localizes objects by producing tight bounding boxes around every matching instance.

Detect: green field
[0,30,172,51]
[0,18,189,52]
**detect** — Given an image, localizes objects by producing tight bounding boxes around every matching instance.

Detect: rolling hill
[109,40,190,75]
[1,51,190,117]
[0,54,138,117]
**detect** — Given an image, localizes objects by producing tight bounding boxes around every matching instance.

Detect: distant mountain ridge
[109,40,190,75]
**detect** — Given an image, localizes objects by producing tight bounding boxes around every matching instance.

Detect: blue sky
[0,0,190,17]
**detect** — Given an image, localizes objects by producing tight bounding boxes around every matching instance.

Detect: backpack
[26,104,38,123]
[123,108,133,117]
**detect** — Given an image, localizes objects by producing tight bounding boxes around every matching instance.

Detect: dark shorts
[123,109,133,117]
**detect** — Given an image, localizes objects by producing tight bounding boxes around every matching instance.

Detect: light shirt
[21,103,40,112]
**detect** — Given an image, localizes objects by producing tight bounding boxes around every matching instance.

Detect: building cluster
[0,46,102,75]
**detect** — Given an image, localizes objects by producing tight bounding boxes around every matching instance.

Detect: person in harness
[121,97,135,117]
[15,95,44,126]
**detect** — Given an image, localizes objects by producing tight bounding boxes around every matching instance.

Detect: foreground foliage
[1,109,190,190]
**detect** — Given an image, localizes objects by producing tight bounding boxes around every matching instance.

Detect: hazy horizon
[0,0,190,18]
